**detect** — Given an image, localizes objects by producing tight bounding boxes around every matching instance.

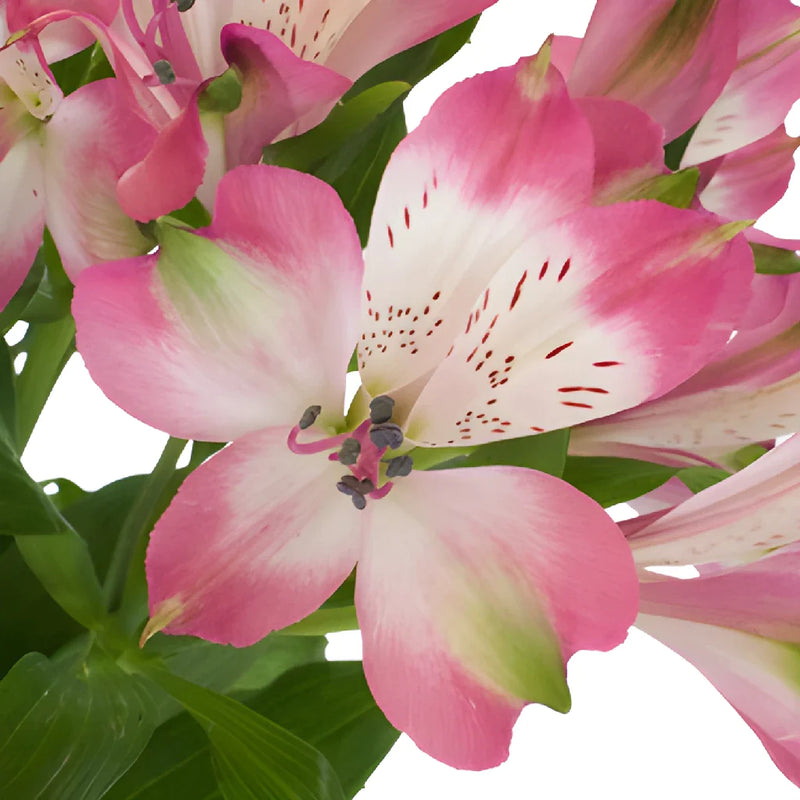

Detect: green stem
[16,316,76,451]
[103,436,187,612]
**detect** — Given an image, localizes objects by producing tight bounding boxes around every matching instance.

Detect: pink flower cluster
[3,0,800,783]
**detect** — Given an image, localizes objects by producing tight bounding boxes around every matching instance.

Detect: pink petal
[358,466,638,769]
[404,202,753,447]
[43,79,155,279]
[323,0,497,81]
[116,88,208,222]
[0,133,44,309]
[570,274,800,463]
[575,96,665,201]
[5,0,118,61]
[549,35,582,80]
[146,427,362,646]
[638,549,800,787]
[74,165,363,441]
[627,434,800,567]
[699,125,800,222]
[358,53,595,398]
[220,24,351,163]
[683,0,800,165]
[567,0,739,140]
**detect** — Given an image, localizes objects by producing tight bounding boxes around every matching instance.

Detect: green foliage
[108,662,398,800]
[663,121,698,170]
[752,243,800,274]
[562,456,679,507]
[677,466,730,493]
[50,42,115,95]
[413,428,570,477]
[144,667,348,800]
[0,651,159,799]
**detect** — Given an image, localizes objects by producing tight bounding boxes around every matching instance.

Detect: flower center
[287,395,413,510]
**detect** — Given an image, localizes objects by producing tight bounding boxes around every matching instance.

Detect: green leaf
[752,242,800,274]
[561,456,679,507]
[49,42,115,95]
[349,16,479,95]
[0,339,16,446]
[108,662,398,800]
[144,667,347,800]
[677,466,730,493]
[264,81,410,172]
[412,429,570,477]
[663,121,698,171]
[252,662,399,798]
[0,437,66,535]
[167,197,213,230]
[21,229,74,323]
[327,101,407,245]
[727,443,768,471]
[0,651,158,799]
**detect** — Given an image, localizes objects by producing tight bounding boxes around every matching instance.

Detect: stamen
[298,405,322,429]
[369,423,403,450]
[369,395,395,424]
[386,455,413,478]
[337,437,361,466]
[369,482,393,500]
[153,59,176,84]
[175,0,195,9]
[337,482,367,510]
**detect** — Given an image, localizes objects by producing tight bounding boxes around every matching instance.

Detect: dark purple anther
[386,455,413,478]
[369,423,403,450]
[298,405,322,430]
[369,395,395,424]
[338,437,361,465]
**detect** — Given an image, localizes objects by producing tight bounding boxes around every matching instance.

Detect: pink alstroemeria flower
[73,55,755,767]
[0,31,154,307]
[571,272,800,467]
[621,436,800,786]
[103,0,498,221]
[552,0,800,251]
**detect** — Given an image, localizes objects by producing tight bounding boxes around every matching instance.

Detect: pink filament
[287,426,349,455]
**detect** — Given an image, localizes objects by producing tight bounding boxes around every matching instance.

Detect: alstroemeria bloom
[74,56,754,767]
[0,32,154,307]
[623,436,800,786]
[101,0,498,220]
[571,272,800,467]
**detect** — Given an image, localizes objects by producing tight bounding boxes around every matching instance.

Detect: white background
[16,0,800,797]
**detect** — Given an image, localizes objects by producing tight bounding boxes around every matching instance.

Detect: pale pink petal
[576,96,665,201]
[0,37,61,120]
[637,549,800,787]
[324,0,497,81]
[358,466,638,769]
[683,0,800,165]
[220,24,351,163]
[403,202,753,447]
[627,434,800,567]
[43,79,155,279]
[147,427,362,646]
[74,165,362,441]
[699,126,800,221]
[358,53,595,397]
[5,0,118,61]
[116,89,207,222]
[567,0,739,140]
[0,133,44,308]
[627,476,695,515]
[570,274,800,462]
[747,228,800,251]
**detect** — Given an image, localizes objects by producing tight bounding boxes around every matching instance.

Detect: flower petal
[0,37,61,120]
[323,0,497,81]
[682,0,800,165]
[404,202,753,447]
[357,466,638,769]
[570,273,800,463]
[0,132,44,309]
[116,89,208,222]
[43,79,154,279]
[637,549,800,787]
[74,165,363,441]
[358,53,595,398]
[567,0,739,140]
[627,434,800,567]
[146,427,362,646]
[220,24,351,161]
[699,125,800,222]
